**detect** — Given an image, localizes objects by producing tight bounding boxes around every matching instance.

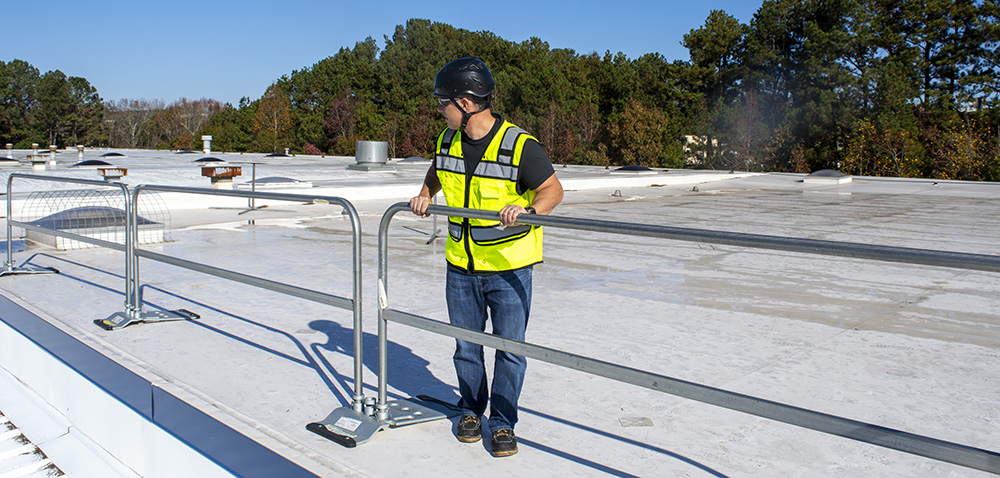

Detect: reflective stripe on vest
[435,121,543,272]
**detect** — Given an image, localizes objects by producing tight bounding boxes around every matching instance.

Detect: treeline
[0,59,222,150]
[2,0,999,180]
[103,98,222,150]
[0,60,103,147]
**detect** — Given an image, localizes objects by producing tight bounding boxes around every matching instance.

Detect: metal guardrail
[4,174,131,280]
[373,203,1000,473]
[2,177,369,415]
[127,184,366,413]
[6,175,1000,471]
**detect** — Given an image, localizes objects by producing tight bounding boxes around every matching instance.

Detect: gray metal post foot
[308,396,458,448]
[380,397,457,427]
[0,264,59,277]
[306,407,385,448]
[95,308,200,330]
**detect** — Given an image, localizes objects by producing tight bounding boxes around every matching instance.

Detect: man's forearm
[528,175,563,215]
[420,166,442,198]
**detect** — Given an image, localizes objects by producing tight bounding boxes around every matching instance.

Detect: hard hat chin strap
[455,100,489,129]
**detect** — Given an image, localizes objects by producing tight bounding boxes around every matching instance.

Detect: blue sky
[4,0,762,105]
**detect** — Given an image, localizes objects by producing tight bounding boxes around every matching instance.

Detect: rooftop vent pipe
[349,141,395,171]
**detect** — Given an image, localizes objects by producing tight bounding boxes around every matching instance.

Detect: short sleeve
[517,139,555,195]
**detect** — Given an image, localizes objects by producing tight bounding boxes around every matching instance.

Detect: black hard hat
[433,57,495,98]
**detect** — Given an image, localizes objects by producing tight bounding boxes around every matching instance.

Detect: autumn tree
[152,98,222,149]
[729,89,771,171]
[103,98,164,148]
[926,117,996,180]
[324,88,359,155]
[388,100,440,158]
[605,99,681,167]
[842,118,923,177]
[254,84,293,153]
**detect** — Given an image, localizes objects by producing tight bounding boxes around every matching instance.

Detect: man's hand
[498,204,531,226]
[411,167,441,217]
[410,195,432,217]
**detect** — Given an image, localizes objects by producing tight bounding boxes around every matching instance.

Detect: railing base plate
[95,308,200,331]
[308,396,459,448]
[307,408,385,448]
[0,265,59,277]
[384,396,460,427]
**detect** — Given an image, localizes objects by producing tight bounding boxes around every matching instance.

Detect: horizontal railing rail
[428,205,1000,273]
[15,222,128,253]
[133,248,353,310]
[376,202,1000,473]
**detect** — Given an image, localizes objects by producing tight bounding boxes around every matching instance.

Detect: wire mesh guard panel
[19,189,171,250]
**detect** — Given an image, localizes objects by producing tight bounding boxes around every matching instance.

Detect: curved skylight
[31,206,157,230]
[615,165,653,172]
[249,176,301,184]
[69,159,114,167]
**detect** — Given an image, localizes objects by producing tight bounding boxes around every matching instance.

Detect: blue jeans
[446,267,532,431]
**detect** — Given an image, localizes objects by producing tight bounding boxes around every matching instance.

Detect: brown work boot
[456,415,482,443]
[490,428,518,457]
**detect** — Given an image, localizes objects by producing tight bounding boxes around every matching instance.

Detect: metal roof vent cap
[348,141,395,172]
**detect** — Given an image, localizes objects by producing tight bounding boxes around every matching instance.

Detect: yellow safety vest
[435,120,543,272]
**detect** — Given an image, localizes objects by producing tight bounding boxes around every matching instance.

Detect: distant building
[682,135,719,166]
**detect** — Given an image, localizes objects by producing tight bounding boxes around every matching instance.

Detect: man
[409,57,563,458]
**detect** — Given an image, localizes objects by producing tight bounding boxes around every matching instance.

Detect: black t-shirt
[460,114,554,195]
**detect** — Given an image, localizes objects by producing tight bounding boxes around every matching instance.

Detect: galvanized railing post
[375,204,407,421]
[5,175,14,273]
[348,200,364,414]
[128,187,141,317]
